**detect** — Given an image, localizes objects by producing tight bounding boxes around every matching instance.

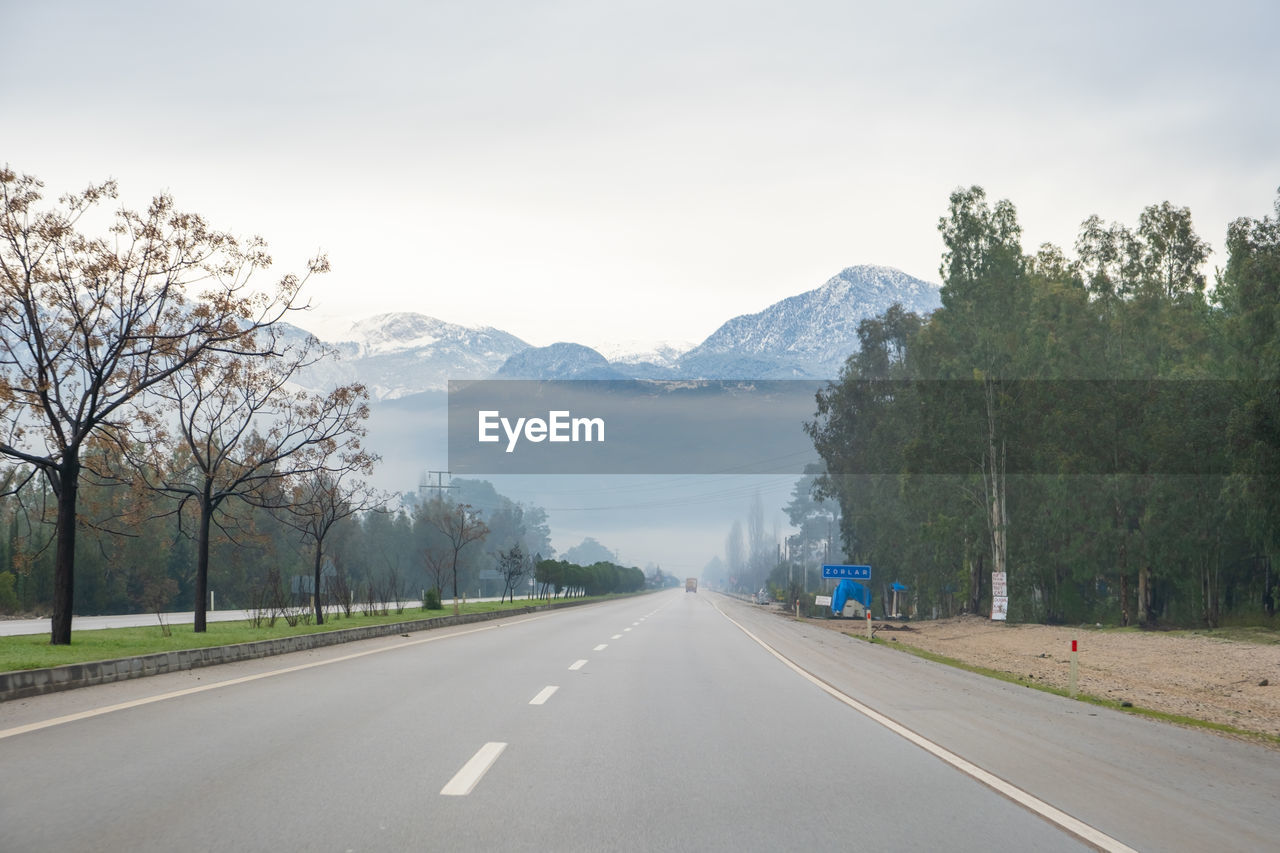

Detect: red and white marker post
[866,608,872,640]
[1069,639,1079,698]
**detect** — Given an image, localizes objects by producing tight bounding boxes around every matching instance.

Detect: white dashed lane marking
[441,742,507,796]
[529,686,558,705]
[568,659,588,671]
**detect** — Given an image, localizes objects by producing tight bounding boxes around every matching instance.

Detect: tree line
[808,186,1280,627]
[533,558,646,598]
[0,455,564,623]
[0,166,392,641]
[0,168,654,642]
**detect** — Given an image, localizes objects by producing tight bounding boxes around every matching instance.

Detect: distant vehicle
[755,589,770,605]
[685,578,698,593]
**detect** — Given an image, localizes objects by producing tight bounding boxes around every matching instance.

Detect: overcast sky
[6,0,1278,351]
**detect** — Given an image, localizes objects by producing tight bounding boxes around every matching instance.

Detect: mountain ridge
[678,265,940,377]
[292,264,941,396]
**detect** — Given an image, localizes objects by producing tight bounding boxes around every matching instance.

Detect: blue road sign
[822,564,871,580]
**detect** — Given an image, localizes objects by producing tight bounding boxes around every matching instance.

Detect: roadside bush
[423,588,443,610]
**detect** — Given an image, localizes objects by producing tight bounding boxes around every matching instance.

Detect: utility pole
[825,520,832,594]
[421,470,456,501]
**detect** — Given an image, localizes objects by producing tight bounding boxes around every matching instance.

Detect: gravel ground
[802,612,1280,741]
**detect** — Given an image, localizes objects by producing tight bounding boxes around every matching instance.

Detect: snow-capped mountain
[341,313,526,361]
[289,265,940,392]
[479,265,941,381]
[677,265,941,378]
[589,339,692,368]
[295,312,528,399]
[339,312,528,362]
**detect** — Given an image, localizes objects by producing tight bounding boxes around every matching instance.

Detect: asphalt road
[1,590,1276,852]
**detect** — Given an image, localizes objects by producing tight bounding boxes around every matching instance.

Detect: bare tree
[0,168,315,643]
[422,546,449,606]
[274,463,379,626]
[327,561,355,617]
[122,337,370,631]
[498,543,530,603]
[420,498,488,615]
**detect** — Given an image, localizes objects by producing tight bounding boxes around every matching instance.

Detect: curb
[0,599,593,703]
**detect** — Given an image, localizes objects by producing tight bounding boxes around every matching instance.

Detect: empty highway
[2,591,1276,851]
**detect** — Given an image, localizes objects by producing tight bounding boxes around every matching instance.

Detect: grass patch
[0,596,623,673]
[850,634,1280,748]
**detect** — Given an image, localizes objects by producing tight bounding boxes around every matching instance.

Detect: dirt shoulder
[801,612,1280,742]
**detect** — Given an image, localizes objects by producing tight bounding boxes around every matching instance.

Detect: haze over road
[2,591,1276,851]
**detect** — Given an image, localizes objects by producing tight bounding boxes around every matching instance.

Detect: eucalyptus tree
[1222,190,1280,612]
[809,307,929,603]
[724,520,745,590]
[783,464,839,585]
[927,187,1030,598]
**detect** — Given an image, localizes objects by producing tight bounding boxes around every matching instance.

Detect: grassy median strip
[851,633,1280,748]
[0,597,614,673]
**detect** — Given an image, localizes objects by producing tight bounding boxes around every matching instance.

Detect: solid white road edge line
[712,601,1139,853]
[529,686,559,705]
[0,616,556,741]
[568,659,588,671]
[441,742,508,796]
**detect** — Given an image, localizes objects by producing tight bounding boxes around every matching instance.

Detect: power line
[419,470,456,500]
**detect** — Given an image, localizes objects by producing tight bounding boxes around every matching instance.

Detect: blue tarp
[831,579,871,615]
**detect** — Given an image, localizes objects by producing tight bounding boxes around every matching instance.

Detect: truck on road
[685,577,698,593]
